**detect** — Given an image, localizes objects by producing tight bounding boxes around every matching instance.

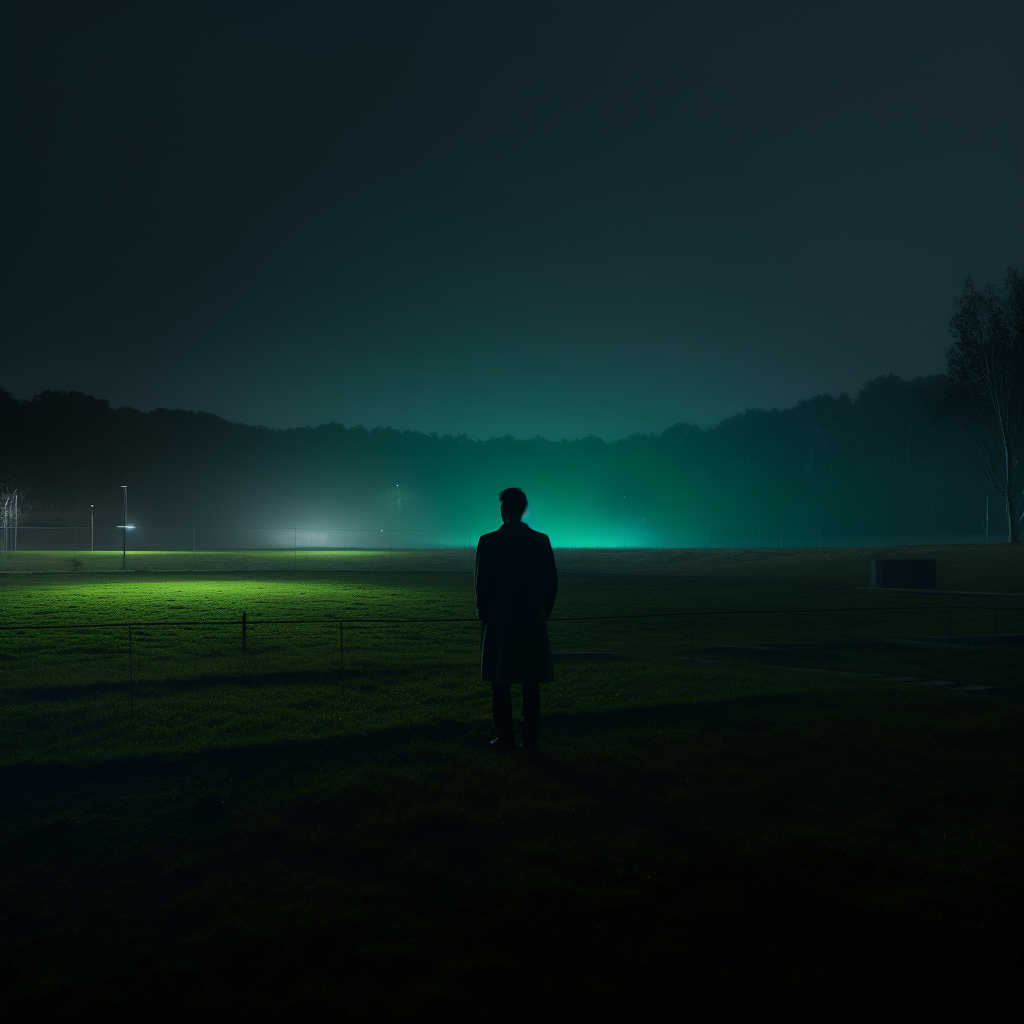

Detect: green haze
[0,374,1002,545]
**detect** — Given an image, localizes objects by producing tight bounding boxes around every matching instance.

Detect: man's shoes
[490,736,516,753]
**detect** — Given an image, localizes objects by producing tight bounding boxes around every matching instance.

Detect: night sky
[5,1,1022,440]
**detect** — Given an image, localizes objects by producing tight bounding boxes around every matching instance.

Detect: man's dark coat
[475,521,558,684]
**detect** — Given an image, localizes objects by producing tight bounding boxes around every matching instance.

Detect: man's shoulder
[480,524,551,546]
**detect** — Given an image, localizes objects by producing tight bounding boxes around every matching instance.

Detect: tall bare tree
[940,268,1023,542]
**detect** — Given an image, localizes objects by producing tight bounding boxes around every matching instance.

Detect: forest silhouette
[0,374,995,542]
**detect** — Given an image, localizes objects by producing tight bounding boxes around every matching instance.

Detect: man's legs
[521,680,540,750]
[491,681,515,749]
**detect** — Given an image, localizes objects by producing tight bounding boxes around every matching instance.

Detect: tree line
[0,373,997,543]
[2,270,1019,544]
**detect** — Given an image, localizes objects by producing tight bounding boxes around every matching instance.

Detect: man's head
[499,487,528,522]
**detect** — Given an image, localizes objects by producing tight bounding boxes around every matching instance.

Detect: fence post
[242,611,247,651]
[127,623,133,716]
[339,619,344,695]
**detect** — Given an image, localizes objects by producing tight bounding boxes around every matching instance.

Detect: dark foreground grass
[3,657,1021,1021]
[2,554,1021,1020]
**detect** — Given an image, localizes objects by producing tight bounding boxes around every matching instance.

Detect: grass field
[2,546,1022,1020]
[4,539,1024,592]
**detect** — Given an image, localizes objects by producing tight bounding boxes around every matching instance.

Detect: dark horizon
[1,364,948,441]
[4,371,1002,545]
[4,2,1022,440]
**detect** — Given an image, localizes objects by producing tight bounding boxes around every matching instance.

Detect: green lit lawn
[2,542,1020,626]
[0,546,467,573]
[2,548,1021,1019]
[3,540,1022,593]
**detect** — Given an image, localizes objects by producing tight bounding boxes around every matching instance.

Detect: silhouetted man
[475,487,558,752]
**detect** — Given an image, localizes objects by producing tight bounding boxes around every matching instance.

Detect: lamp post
[121,485,128,570]
[90,504,94,552]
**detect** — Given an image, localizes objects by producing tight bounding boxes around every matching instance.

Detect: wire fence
[2,607,1019,723]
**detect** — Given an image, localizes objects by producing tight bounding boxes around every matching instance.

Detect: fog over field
[0,372,1004,546]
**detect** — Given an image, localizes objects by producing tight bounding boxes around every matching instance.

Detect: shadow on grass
[2,660,485,702]
[0,680,1003,791]
[2,681,1020,1022]
[1,693,716,772]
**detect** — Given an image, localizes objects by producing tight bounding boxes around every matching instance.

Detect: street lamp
[90,504,94,552]
[121,485,127,569]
